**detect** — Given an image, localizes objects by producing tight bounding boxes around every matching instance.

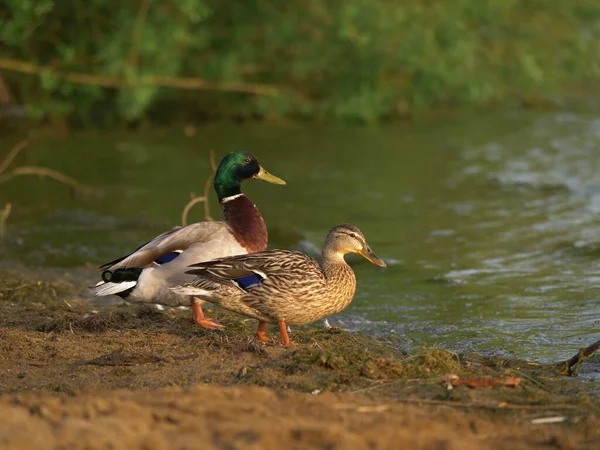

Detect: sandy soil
[3,384,599,450]
[0,267,599,449]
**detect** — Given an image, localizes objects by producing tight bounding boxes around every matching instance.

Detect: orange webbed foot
[278,321,294,346]
[195,318,225,330]
[256,321,270,342]
[191,299,224,330]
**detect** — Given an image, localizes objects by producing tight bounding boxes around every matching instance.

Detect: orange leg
[191,298,224,330]
[278,321,293,346]
[256,321,270,342]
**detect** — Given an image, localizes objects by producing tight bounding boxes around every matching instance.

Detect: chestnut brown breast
[221,195,268,253]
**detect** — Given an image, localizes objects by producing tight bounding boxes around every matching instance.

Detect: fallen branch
[557,338,600,376]
[181,149,217,225]
[0,57,281,96]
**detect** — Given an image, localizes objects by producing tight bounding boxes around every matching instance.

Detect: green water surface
[1,112,599,376]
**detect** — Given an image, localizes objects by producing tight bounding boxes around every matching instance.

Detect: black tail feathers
[102,268,144,283]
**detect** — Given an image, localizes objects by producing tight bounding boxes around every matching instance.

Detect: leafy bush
[2,0,600,123]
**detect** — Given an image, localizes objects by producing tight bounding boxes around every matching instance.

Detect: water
[1,112,600,374]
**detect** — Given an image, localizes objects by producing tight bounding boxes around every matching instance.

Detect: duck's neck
[321,249,357,313]
[220,194,268,253]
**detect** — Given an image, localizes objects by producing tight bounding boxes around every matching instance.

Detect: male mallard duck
[91,152,285,329]
[171,224,386,344]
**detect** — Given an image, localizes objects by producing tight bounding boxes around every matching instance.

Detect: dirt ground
[1,267,599,449]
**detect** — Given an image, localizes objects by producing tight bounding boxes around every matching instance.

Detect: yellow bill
[254,166,286,185]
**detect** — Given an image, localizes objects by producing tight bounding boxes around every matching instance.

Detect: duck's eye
[243,157,252,163]
[350,233,357,239]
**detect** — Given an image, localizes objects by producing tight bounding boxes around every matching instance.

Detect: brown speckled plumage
[172,224,386,343]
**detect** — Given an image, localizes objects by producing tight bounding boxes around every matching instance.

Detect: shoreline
[1,267,599,448]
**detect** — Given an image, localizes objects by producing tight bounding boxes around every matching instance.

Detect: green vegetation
[2,1,600,123]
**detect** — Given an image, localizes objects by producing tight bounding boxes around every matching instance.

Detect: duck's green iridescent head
[213,152,285,200]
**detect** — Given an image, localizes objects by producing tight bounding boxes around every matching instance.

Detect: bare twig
[348,380,401,395]
[0,141,87,236]
[0,166,80,187]
[0,203,11,242]
[129,0,151,66]
[0,74,13,106]
[0,57,281,96]
[181,149,218,225]
[202,149,217,219]
[531,416,568,425]
[0,140,82,188]
[448,375,521,389]
[181,195,208,226]
[25,361,50,367]
[208,148,218,171]
[0,140,29,175]
[557,339,600,376]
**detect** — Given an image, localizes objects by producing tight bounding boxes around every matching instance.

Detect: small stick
[531,416,567,425]
[128,0,150,65]
[203,149,217,220]
[0,166,80,187]
[0,141,89,238]
[557,338,600,376]
[348,380,400,395]
[0,140,29,174]
[449,375,521,388]
[0,140,83,189]
[181,149,218,225]
[0,202,11,241]
[181,195,208,226]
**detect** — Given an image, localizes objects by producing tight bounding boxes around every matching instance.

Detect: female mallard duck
[171,224,386,344]
[91,152,285,329]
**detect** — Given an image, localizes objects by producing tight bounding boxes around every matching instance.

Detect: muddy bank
[0,267,599,449]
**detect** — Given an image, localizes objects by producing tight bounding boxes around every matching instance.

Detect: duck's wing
[184,250,323,291]
[100,221,232,271]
